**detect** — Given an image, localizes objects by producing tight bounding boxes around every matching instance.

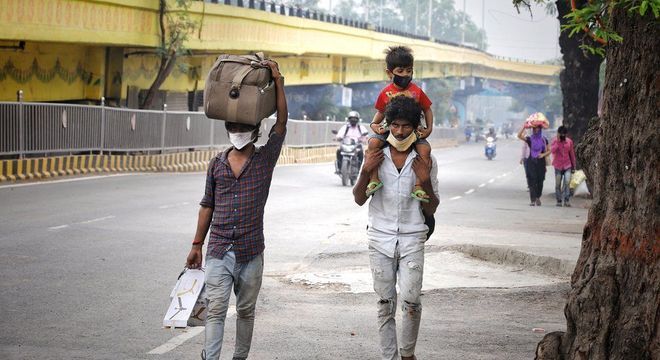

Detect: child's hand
[376,126,388,135]
[417,127,431,139]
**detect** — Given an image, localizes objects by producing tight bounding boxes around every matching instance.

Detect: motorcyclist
[464,126,473,142]
[487,127,497,141]
[335,111,368,173]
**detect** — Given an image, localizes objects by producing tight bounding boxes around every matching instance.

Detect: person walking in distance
[517,123,550,206]
[185,60,287,360]
[550,125,576,207]
[353,96,440,360]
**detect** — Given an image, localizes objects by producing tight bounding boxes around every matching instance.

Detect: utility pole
[461,0,466,44]
[481,0,485,49]
[379,0,383,28]
[427,0,432,37]
[415,0,419,35]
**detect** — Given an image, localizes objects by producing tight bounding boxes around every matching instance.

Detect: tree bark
[555,0,603,149]
[537,5,660,360]
[139,0,173,110]
[140,52,178,110]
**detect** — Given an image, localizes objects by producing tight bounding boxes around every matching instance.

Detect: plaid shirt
[200,130,285,263]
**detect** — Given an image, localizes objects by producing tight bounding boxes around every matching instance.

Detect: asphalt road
[0,138,586,359]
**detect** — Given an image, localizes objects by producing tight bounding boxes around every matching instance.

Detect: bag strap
[231,65,255,90]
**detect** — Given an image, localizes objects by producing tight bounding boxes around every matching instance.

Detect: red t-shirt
[374,82,432,112]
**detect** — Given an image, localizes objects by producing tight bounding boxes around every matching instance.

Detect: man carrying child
[354,96,440,360]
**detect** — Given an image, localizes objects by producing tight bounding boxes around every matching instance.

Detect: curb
[0,146,338,183]
[435,244,576,278]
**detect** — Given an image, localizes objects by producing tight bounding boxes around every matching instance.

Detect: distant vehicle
[464,127,473,142]
[331,129,366,186]
[485,136,497,160]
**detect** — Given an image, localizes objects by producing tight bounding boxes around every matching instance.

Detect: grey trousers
[369,246,425,360]
[203,251,264,360]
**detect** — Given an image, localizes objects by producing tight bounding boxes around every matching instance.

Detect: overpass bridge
[0,0,560,117]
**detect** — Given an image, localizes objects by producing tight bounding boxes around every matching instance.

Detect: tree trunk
[139,0,173,110]
[139,52,178,110]
[536,6,660,360]
[555,0,603,149]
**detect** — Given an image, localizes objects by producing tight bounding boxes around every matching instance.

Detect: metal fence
[0,100,460,157]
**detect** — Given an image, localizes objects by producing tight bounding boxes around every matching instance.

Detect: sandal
[411,188,430,203]
[365,181,383,197]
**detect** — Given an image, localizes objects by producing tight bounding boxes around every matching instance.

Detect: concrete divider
[0,146,323,183]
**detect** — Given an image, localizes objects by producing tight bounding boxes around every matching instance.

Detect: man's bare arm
[353,149,384,205]
[262,60,287,136]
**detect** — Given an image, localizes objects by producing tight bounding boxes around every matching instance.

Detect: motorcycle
[331,129,365,186]
[485,136,497,160]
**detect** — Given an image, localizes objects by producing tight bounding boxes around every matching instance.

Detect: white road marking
[464,189,475,195]
[78,216,115,224]
[48,225,69,231]
[449,196,462,201]
[147,327,205,355]
[478,183,486,188]
[147,307,236,355]
[502,173,509,177]
[488,179,495,183]
[0,173,140,189]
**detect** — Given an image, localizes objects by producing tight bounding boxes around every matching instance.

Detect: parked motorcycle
[485,136,497,160]
[332,129,365,186]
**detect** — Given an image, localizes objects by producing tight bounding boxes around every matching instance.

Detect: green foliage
[163,0,198,56]
[513,0,659,57]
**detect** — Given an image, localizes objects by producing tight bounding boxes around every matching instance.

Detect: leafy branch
[513,0,659,57]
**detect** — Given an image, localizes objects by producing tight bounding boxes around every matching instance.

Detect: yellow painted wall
[0,42,104,101]
[0,0,159,46]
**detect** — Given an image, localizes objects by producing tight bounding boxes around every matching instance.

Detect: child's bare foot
[411,185,430,203]
[366,180,383,197]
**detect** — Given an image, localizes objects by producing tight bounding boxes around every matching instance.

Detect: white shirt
[336,124,368,142]
[367,147,440,258]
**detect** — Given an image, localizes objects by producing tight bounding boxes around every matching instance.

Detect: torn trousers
[369,246,424,360]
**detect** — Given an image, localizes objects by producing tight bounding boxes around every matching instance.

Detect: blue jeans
[204,251,264,360]
[369,246,424,360]
[554,168,572,203]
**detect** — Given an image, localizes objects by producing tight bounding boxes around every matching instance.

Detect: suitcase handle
[227,61,270,99]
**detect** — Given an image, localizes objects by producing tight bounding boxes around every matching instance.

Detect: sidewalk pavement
[158,278,569,360]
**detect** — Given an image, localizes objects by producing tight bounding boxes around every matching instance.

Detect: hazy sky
[455,0,560,62]
[319,0,561,62]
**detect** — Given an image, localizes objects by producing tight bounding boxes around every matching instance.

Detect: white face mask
[386,131,417,152]
[228,131,254,150]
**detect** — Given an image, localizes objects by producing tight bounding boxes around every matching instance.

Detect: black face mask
[559,135,566,141]
[392,73,412,88]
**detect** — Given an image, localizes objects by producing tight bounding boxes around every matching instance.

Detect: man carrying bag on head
[186,59,286,360]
